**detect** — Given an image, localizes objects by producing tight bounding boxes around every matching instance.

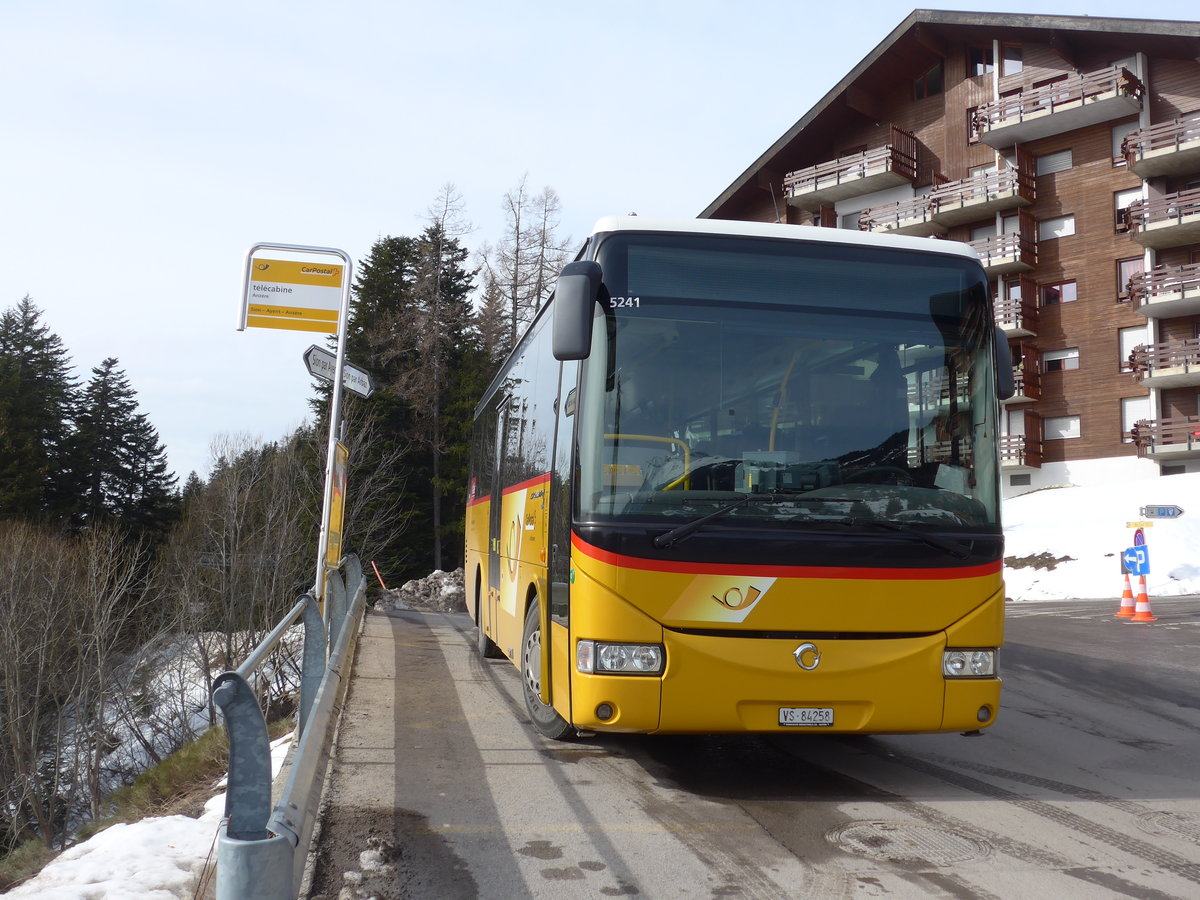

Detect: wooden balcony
[1123,112,1200,178]
[782,127,918,211]
[1132,416,1200,460]
[1130,262,1200,318]
[969,232,1036,276]
[994,293,1037,338]
[1000,434,1042,469]
[1129,339,1200,388]
[858,195,945,237]
[1126,188,1200,250]
[973,66,1144,148]
[929,167,1035,227]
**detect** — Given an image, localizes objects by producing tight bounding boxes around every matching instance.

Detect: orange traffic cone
[1116,573,1135,617]
[1129,575,1157,623]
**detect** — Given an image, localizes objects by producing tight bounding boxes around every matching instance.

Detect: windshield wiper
[653,493,781,549]
[828,517,972,559]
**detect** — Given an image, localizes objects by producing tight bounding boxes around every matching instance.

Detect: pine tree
[0,297,78,521]
[68,358,178,539]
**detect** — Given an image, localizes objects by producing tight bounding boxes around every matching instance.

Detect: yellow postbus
[466,217,1011,740]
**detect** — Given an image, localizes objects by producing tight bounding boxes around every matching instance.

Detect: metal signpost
[240,243,354,613]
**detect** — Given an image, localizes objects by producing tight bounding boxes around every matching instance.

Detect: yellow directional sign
[243,258,345,333]
[1126,521,1153,528]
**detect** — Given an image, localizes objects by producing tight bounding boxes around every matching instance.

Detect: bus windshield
[576,232,1000,530]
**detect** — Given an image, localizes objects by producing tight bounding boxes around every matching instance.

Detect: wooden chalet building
[702,10,1200,497]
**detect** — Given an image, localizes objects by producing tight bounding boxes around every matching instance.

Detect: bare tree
[480,176,573,346]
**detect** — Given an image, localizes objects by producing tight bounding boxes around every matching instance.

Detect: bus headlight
[576,640,664,675]
[943,649,996,678]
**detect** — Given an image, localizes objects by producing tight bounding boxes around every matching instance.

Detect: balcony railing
[1130,262,1200,318]
[973,66,1144,148]
[1129,339,1200,387]
[929,168,1035,227]
[1132,416,1200,459]
[858,195,945,236]
[1006,369,1041,404]
[1123,112,1200,177]
[969,232,1036,275]
[994,293,1037,337]
[1000,434,1042,468]
[1126,188,1200,249]
[782,127,918,211]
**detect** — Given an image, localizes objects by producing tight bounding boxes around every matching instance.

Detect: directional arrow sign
[303,345,374,398]
[1140,505,1184,519]
[1122,546,1151,575]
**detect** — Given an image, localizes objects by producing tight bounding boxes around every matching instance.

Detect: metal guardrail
[211,554,367,900]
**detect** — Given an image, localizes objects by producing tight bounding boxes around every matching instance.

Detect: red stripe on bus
[502,473,552,496]
[570,533,1001,580]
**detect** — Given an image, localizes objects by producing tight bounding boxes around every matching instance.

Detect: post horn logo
[712,585,762,611]
[792,642,821,671]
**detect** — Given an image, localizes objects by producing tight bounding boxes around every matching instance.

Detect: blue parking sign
[1123,546,1151,575]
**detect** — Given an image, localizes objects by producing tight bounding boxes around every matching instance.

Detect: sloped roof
[701,9,1200,218]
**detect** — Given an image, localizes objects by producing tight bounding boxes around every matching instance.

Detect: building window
[971,222,997,242]
[1112,120,1139,165]
[1010,473,1032,486]
[1042,281,1077,305]
[1119,325,1148,372]
[1036,149,1073,176]
[1001,44,1023,76]
[967,106,981,144]
[1043,348,1080,372]
[1117,257,1144,301]
[1038,215,1075,241]
[1121,396,1151,443]
[914,61,944,100]
[1045,415,1081,440]
[1006,278,1023,304]
[1115,188,1141,232]
[968,46,994,77]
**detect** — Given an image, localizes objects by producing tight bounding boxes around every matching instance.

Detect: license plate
[779,707,834,727]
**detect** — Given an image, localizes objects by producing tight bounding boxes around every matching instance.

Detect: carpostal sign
[241,255,345,334]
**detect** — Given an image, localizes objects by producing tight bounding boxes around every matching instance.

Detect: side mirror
[994,326,1015,400]
[552,261,603,360]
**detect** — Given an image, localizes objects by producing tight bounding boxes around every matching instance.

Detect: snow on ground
[8,475,1199,898]
[1003,472,1200,602]
[5,735,293,900]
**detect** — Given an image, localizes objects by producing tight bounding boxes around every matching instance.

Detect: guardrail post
[298,594,325,736]
[326,569,347,647]
[211,672,272,840]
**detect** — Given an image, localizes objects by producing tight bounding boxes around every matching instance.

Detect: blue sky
[3,0,1198,479]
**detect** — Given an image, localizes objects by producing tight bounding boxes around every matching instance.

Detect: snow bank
[5,736,293,900]
[1003,472,1200,601]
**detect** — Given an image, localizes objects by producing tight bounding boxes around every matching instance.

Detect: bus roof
[588,216,981,261]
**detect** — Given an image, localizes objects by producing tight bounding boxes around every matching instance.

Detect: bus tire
[476,576,503,660]
[521,598,573,740]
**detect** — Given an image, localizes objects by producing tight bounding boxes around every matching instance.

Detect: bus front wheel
[522,599,573,740]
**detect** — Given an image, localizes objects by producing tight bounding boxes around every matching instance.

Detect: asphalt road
[306,597,1200,899]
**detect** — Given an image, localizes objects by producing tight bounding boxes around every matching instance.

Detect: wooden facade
[702,11,1200,492]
